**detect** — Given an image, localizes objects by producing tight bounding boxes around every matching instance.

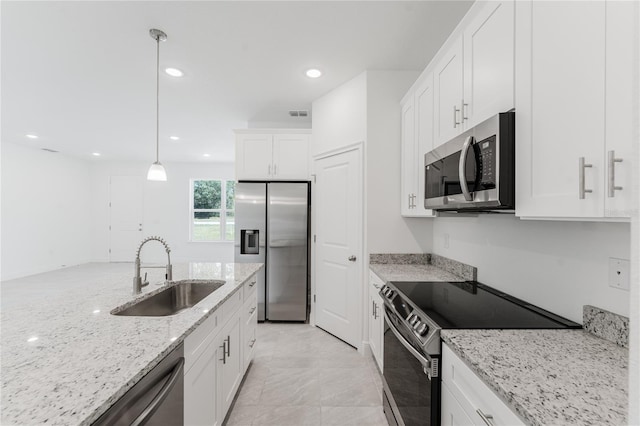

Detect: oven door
[382,309,440,426]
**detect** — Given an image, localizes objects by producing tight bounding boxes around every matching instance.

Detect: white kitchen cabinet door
[368,271,384,371]
[441,382,474,426]
[515,0,605,218]
[236,134,273,180]
[604,0,636,218]
[184,339,220,426]
[272,134,310,180]
[400,99,417,216]
[414,74,435,217]
[442,344,524,426]
[434,36,464,147]
[218,314,243,422]
[463,0,514,127]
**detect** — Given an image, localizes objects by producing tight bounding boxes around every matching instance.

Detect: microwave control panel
[477,135,496,189]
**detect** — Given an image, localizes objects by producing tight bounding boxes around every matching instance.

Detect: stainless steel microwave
[424,111,515,211]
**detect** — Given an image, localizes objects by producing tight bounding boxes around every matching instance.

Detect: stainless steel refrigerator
[234,182,309,321]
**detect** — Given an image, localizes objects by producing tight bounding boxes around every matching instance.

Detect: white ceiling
[1,1,472,163]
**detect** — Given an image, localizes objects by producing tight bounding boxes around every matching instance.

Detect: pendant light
[147,28,168,181]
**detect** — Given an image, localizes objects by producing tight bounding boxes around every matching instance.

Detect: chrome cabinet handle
[249,280,256,288]
[348,255,357,262]
[372,300,375,318]
[249,338,256,348]
[225,335,231,357]
[607,150,623,197]
[249,307,256,315]
[220,341,227,364]
[373,302,378,319]
[458,136,475,201]
[462,102,469,121]
[408,194,412,209]
[476,409,495,426]
[453,105,461,128]
[131,358,185,426]
[579,157,593,199]
[372,283,381,290]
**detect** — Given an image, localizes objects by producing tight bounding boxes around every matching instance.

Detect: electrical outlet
[443,233,450,249]
[608,258,630,291]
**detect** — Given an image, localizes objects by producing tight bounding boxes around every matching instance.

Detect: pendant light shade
[147,28,168,181]
[147,161,167,181]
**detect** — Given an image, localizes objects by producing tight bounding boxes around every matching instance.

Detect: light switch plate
[608,257,630,291]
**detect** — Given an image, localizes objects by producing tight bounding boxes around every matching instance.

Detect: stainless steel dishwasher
[93,344,184,426]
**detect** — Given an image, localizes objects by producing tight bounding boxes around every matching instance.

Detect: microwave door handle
[459,136,475,201]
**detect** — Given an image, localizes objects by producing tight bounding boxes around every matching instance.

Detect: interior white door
[109,176,143,262]
[314,148,362,348]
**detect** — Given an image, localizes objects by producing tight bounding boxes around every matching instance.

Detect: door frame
[310,141,365,352]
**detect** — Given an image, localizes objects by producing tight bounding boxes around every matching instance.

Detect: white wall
[432,215,631,324]
[311,73,367,156]
[1,143,92,280]
[366,70,432,254]
[89,161,235,265]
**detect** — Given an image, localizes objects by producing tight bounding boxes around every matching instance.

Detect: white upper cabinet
[434,36,465,147]
[604,0,636,218]
[515,0,635,219]
[434,0,514,147]
[400,98,417,216]
[463,0,514,126]
[235,130,310,181]
[272,134,310,180]
[401,73,435,217]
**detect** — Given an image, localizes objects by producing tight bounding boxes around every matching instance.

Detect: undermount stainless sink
[111,280,225,317]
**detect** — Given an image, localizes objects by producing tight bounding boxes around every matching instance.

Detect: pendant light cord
[155,34,160,163]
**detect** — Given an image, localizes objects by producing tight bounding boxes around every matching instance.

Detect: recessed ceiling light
[165,68,184,77]
[27,336,38,343]
[25,134,38,139]
[92,152,101,157]
[203,153,211,157]
[306,69,322,78]
[169,136,180,141]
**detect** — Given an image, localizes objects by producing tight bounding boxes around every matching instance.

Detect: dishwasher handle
[131,357,185,426]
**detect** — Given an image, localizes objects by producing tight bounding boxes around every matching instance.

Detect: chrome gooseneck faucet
[133,236,173,294]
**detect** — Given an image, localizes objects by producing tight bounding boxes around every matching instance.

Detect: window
[190,179,235,241]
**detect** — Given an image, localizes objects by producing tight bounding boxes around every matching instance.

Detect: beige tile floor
[224,322,388,426]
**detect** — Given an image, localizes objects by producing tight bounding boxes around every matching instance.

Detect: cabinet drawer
[243,275,257,302]
[243,294,258,325]
[184,312,219,374]
[222,289,243,326]
[243,321,257,366]
[442,344,524,426]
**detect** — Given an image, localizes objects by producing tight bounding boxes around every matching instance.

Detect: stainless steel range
[380,280,581,426]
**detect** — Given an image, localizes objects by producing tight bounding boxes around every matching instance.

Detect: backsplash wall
[432,215,630,324]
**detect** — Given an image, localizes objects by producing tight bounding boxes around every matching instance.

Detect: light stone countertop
[441,329,628,426]
[369,263,466,283]
[1,262,263,426]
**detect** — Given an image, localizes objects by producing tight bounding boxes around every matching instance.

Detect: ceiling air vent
[288,110,309,117]
[41,148,59,153]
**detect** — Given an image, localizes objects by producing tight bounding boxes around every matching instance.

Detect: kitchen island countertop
[442,329,628,426]
[1,262,263,426]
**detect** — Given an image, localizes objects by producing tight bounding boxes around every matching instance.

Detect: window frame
[189,178,235,242]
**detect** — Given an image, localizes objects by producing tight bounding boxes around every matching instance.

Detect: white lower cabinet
[218,314,243,418]
[184,275,258,425]
[184,339,221,426]
[442,344,524,426]
[368,270,384,371]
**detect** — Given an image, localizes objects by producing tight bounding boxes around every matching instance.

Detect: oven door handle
[459,135,475,201]
[384,309,433,378]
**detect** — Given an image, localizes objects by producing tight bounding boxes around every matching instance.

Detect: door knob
[348,255,357,262]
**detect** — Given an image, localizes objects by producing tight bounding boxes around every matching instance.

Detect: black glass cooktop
[390,281,581,329]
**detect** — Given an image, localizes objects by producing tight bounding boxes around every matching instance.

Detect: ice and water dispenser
[240,229,259,255]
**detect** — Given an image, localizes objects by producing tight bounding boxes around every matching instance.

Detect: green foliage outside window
[192,180,234,241]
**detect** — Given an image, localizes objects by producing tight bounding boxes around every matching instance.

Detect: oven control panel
[381,285,432,341]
